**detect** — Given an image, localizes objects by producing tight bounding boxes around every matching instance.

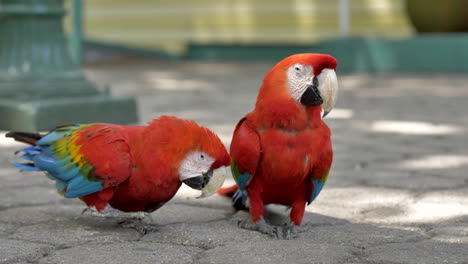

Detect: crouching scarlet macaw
[7,116,230,229]
[220,53,338,239]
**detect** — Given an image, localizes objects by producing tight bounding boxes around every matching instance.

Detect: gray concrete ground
[1,56,467,263]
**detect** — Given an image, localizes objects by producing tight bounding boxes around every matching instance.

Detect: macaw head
[176,123,231,198]
[260,53,338,117]
[147,116,230,198]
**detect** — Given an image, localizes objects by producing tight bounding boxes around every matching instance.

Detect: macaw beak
[182,166,227,198]
[300,76,323,107]
[317,69,338,118]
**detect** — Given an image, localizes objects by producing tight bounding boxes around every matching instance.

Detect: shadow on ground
[0,187,466,264]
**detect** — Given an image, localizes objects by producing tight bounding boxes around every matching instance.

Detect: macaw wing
[308,138,333,204]
[230,115,261,192]
[22,124,132,198]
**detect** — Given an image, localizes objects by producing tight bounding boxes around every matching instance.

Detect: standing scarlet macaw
[220,53,338,239]
[7,116,230,231]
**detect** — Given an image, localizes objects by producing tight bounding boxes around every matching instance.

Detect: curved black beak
[182,170,213,190]
[301,76,323,107]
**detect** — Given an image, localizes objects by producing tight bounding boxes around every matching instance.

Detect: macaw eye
[195,152,211,164]
[199,154,205,161]
[294,66,301,72]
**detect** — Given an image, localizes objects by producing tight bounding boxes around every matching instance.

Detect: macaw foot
[238,218,305,240]
[275,222,305,240]
[238,218,280,238]
[81,206,153,223]
[117,220,158,235]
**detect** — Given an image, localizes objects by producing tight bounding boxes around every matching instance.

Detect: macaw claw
[118,220,159,235]
[238,218,278,238]
[275,223,305,240]
[81,206,153,223]
[238,218,306,240]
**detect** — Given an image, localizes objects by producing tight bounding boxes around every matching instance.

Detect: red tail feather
[217,185,239,197]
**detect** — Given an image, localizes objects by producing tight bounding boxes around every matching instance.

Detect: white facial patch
[287,63,313,102]
[179,151,214,181]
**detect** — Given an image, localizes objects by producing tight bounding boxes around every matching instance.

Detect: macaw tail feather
[6,131,44,146]
[11,162,40,172]
[11,146,43,172]
[232,189,248,211]
[6,132,45,172]
[217,185,239,197]
[217,185,248,211]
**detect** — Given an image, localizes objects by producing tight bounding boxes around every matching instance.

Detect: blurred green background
[65,0,413,57]
[62,0,468,72]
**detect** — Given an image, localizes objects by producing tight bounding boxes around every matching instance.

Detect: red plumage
[9,116,230,214]
[223,53,337,226]
[82,116,231,212]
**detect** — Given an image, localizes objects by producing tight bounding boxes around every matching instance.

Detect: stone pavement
[1,56,467,263]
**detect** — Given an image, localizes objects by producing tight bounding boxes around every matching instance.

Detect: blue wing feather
[64,176,103,198]
[236,172,251,191]
[230,162,252,208]
[12,125,105,198]
[33,150,80,181]
[19,154,34,161]
[11,162,40,172]
[308,170,330,205]
[36,126,80,145]
[309,178,325,204]
[12,124,131,200]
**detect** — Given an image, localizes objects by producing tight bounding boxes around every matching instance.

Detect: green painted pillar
[0,0,138,131]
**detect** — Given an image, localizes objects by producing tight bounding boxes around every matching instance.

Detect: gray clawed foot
[238,218,279,238]
[81,206,153,223]
[82,206,156,234]
[238,218,305,240]
[276,222,305,240]
[81,206,99,216]
[118,220,158,235]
